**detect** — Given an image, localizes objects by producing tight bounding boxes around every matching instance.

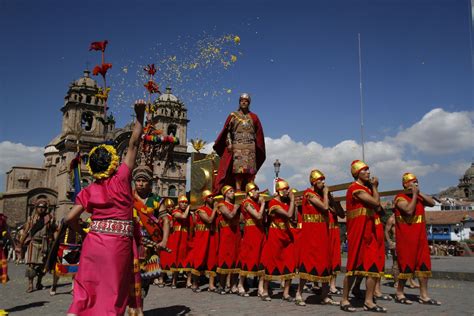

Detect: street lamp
[273,159,281,194]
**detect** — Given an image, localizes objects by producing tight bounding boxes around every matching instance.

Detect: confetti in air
[108,33,243,122]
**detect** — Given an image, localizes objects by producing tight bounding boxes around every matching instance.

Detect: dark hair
[89,147,112,174]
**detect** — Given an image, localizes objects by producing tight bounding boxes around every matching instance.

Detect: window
[167,124,177,136]
[168,185,177,197]
[81,112,94,131]
[86,95,91,104]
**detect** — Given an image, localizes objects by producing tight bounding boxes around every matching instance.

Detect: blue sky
[0,0,473,195]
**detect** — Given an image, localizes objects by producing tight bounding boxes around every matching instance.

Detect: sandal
[238,291,250,297]
[340,303,356,312]
[217,287,227,295]
[26,287,33,293]
[260,294,272,301]
[171,285,177,289]
[192,287,201,293]
[322,298,340,306]
[374,294,392,301]
[295,298,306,306]
[329,289,342,295]
[418,298,441,306]
[363,303,387,313]
[394,296,413,305]
[282,296,295,302]
[49,289,56,296]
[207,287,217,293]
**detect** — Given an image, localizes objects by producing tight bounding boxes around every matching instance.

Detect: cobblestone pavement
[1,262,474,315]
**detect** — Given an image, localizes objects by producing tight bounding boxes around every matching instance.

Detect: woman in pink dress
[65,100,146,316]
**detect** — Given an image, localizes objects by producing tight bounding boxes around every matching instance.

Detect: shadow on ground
[7,301,49,313]
[145,305,191,315]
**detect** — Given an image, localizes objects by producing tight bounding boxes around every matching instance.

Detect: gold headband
[221,185,233,196]
[178,195,188,203]
[402,172,417,186]
[309,169,325,184]
[351,160,368,177]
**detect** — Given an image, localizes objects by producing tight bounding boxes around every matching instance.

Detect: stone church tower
[53,69,113,218]
[148,88,190,199]
[1,70,191,225]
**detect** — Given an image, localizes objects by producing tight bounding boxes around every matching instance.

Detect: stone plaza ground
[1,256,474,315]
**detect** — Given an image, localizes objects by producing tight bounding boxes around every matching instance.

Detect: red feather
[144,81,160,94]
[89,40,108,52]
[92,63,113,77]
[144,64,157,76]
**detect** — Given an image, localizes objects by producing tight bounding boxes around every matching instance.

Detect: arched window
[86,95,91,104]
[168,185,177,197]
[81,111,94,131]
[167,124,177,136]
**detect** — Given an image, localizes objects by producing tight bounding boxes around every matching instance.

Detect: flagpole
[358,33,366,161]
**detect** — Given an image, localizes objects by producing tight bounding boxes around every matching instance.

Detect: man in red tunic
[341,160,386,313]
[237,182,266,297]
[296,170,338,307]
[190,189,218,292]
[213,93,266,193]
[393,173,441,306]
[216,185,241,294]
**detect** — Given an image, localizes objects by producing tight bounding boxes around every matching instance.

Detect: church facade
[0,70,190,226]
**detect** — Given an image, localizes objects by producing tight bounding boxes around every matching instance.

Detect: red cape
[213,111,265,194]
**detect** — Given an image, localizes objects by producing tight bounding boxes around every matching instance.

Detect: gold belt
[245,219,256,227]
[219,221,237,228]
[346,208,374,220]
[329,223,339,229]
[173,226,188,232]
[303,214,326,223]
[396,215,425,224]
[270,222,287,230]
[375,218,381,225]
[194,224,210,231]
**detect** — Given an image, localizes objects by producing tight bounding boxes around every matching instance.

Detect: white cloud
[257,135,437,192]
[0,141,44,191]
[184,108,472,194]
[394,108,474,154]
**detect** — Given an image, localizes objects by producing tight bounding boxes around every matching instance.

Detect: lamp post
[273,159,281,194]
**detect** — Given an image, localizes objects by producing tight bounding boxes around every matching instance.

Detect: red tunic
[328,211,341,274]
[289,205,303,269]
[394,193,432,279]
[237,198,265,277]
[181,212,196,272]
[191,205,213,276]
[216,201,241,274]
[345,182,384,278]
[260,198,295,281]
[298,189,331,282]
[206,212,219,277]
[168,209,190,273]
[158,213,172,272]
